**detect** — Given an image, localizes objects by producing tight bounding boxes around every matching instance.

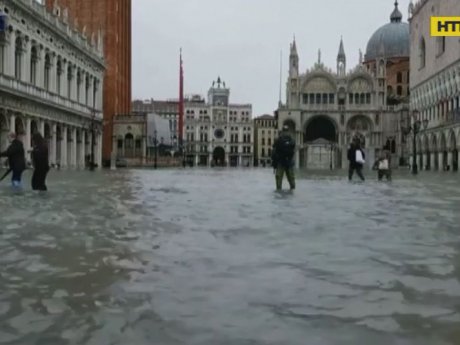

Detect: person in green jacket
[271,126,296,190]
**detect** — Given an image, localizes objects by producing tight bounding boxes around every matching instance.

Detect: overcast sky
[132,0,411,116]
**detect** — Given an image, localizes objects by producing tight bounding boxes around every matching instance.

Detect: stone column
[80,130,86,168]
[25,118,31,162]
[36,46,44,88]
[61,60,68,98]
[71,66,77,101]
[431,152,437,171]
[438,152,444,170]
[71,127,77,168]
[448,151,453,171]
[49,54,56,93]
[422,154,427,171]
[6,30,16,77]
[87,76,94,108]
[61,125,67,169]
[10,114,16,133]
[97,132,102,168]
[22,39,30,83]
[39,120,45,135]
[50,123,57,166]
[141,136,146,166]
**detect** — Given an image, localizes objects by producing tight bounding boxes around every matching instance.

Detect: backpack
[276,135,295,159]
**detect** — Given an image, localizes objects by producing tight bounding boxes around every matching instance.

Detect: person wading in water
[31,132,50,191]
[347,139,365,181]
[0,133,26,188]
[272,125,296,191]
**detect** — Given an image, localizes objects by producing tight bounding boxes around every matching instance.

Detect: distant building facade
[408,0,460,172]
[131,78,254,168]
[0,0,104,169]
[277,2,410,170]
[185,78,253,167]
[254,115,277,167]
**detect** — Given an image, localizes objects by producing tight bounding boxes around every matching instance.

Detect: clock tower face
[214,128,225,139]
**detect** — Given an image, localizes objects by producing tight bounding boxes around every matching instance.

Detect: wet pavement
[1,168,460,345]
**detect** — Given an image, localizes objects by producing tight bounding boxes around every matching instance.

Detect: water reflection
[0,169,459,344]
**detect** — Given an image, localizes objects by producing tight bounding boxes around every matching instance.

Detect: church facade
[277,2,410,170]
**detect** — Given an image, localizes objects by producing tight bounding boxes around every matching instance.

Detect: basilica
[277,2,410,170]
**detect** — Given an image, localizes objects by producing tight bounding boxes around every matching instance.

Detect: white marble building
[409,0,460,172]
[184,77,254,167]
[0,0,104,168]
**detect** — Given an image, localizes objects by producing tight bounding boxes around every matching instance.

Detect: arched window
[15,36,22,79]
[44,53,51,91]
[56,58,62,94]
[360,93,365,104]
[261,138,265,145]
[85,75,90,105]
[419,37,426,68]
[30,46,38,85]
[391,139,396,154]
[397,86,403,96]
[67,65,72,99]
[397,72,402,84]
[76,70,82,103]
[93,78,98,107]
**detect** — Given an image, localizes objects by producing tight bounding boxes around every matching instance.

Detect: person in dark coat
[0,133,26,188]
[31,132,50,191]
[272,125,296,190]
[348,140,365,181]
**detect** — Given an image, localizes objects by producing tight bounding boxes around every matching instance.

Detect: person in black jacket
[0,133,26,188]
[31,132,50,191]
[347,140,365,181]
[272,125,296,190]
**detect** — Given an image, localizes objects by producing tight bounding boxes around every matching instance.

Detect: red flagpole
[178,49,184,148]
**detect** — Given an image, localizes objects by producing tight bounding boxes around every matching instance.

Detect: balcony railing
[0,74,102,120]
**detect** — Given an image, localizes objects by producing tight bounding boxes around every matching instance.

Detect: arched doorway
[212,147,225,167]
[56,125,62,167]
[304,116,337,169]
[124,133,134,158]
[305,116,337,142]
[15,117,25,136]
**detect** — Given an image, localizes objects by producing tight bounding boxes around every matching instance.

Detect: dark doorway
[213,147,225,166]
[305,116,337,142]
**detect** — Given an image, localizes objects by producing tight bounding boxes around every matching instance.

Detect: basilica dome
[364,1,409,62]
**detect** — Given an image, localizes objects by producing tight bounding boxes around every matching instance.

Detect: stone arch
[301,73,337,92]
[304,115,338,143]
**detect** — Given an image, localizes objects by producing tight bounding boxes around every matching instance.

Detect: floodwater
[1,168,460,345]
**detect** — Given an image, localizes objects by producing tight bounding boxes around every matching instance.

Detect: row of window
[0,34,101,106]
[261,138,273,146]
[420,96,460,122]
[303,93,335,105]
[349,93,372,104]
